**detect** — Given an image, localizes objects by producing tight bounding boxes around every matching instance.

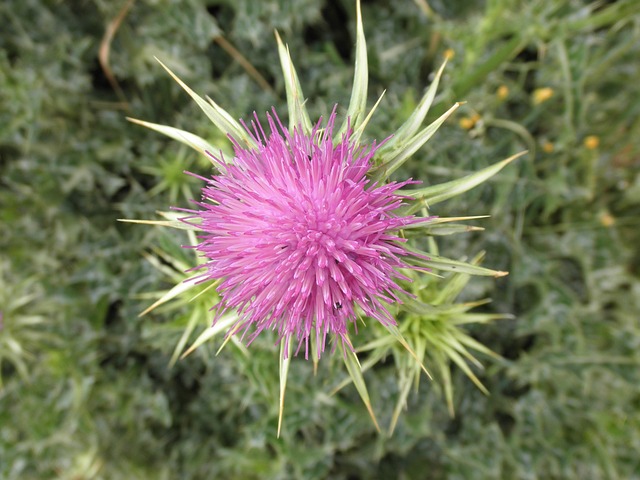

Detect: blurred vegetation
[1,0,639,478]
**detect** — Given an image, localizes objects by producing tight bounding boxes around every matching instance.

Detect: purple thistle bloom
[182,108,421,358]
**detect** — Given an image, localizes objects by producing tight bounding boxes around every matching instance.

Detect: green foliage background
[1,0,639,478]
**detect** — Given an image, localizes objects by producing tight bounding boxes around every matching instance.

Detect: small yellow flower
[459,113,480,130]
[542,141,554,153]
[444,48,455,60]
[600,212,615,227]
[497,85,509,100]
[533,87,554,105]
[459,117,474,129]
[584,135,600,150]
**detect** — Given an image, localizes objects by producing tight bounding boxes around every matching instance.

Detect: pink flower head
[183,108,420,358]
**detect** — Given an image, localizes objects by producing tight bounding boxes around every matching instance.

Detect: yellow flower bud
[600,212,615,227]
[542,141,554,153]
[459,117,475,130]
[533,87,554,105]
[444,48,455,60]
[584,135,600,150]
[459,112,481,130]
[497,85,509,100]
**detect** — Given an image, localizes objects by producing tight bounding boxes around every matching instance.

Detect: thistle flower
[182,109,420,359]
[125,0,524,434]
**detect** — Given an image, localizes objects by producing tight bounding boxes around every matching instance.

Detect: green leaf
[389,361,415,436]
[566,1,640,33]
[379,59,448,154]
[402,215,488,236]
[337,0,368,138]
[375,102,462,181]
[277,340,293,438]
[330,347,388,395]
[349,90,385,146]
[439,342,489,395]
[402,297,442,315]
[448,313,514,325]
[274,31,312,134]
[117,217,199,231]
[155,57,256,149]
[169,308,202,368]
[355,335,397,353]
[310,329,319,376]
[126,117,221,158]
[421,223,485,236]
[180,313,239,359]
[404,151,527,207]
[408,248,508,277]
[456,333,502,360]
[404,215,486,228]
[383,324,432,379]
[338,338,380,432]
[432,251,485,304]
[435,352,455,417]
[138,275,207,317]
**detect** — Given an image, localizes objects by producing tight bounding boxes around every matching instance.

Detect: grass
[1,0,639,478]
